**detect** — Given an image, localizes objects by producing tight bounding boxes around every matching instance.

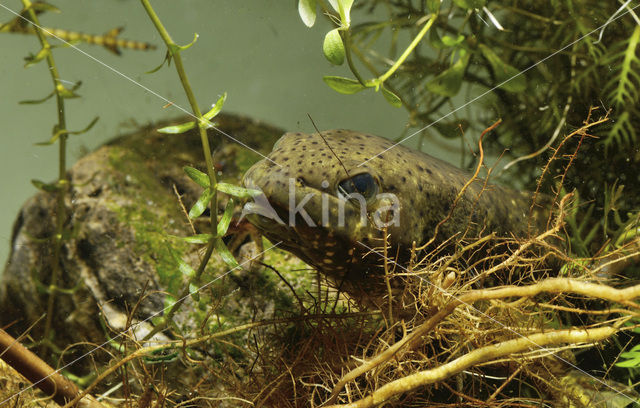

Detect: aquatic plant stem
[375,13,437,85]
[21,0,69,356]
[342,29,366,85]
[139,0,219,340]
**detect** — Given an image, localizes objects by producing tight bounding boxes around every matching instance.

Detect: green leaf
[177,33,199,51]
[146,51,172,74]
[615,353,640,368]
[380,86,402,107]
[164,295,177,310]
[479,44,527,93]
[214,237,240,270]
[298,0,317,27]
[215,182,262,199]
[35,117,99,145]
[168,244,196,279]
[429,30,464,50]
[31,179,61,192]
[58,84,81,99]
[328,0,354,25]
[68,116,99,136]
[189,283,199,301]
[323,28,345,65]
[426,0,441,13]
[178,258,196,279]
[24,47,48,68]
[217,199,234,237]
[183,166,210,188]
[452,0,486,9]
[434,120,470,139]
[26,2,61,13]
[203,92,227,121]
[442,34,465,47]
[323,76,367,94]
[426,51,470,97]
[158,121,196,134]
[189,187,214,219]
[144,348,179,364]
[19,90,55,105]
[175,233,213,244]
[605,25,640,107]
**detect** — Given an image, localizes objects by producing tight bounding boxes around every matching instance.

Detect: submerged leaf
[19,90,55,105]
[452,0,486,9]
[146,51,172,74]
[380,86,402,107]
[323,28,345,65]
[189,187,214,219]
[426,52,470,97]
[217,199,234,237]
[323,76,367,94]
[203,92,227,121]
[183,166,210,188]
[298,0,317,27]
[216,182,262,198]
[214,237,240,270]
[479,44,526,93]
[158,121,196,134]
[173,233,213,244]
[31,179,60,192]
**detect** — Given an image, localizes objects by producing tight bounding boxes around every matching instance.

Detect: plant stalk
[22,0,69,356]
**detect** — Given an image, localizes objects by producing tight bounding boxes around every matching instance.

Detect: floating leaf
[479,44,526,93]
[189,187,214,219]
[216,182,262,199]
[452,0,486,9]
[214,237,239,270]
[158,121,196,134]
[183,166,210,188]
[217,199,234,237]
[203,92,227,121]
[426,51,470,97]
[323,28,345,65]
[298,0,317,27]
[323,76,367,94]
[380,86,402,107]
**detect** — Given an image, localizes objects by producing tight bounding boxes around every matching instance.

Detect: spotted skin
[243,130,548,296]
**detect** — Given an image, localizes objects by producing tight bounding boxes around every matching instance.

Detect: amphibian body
[243,130,548,295]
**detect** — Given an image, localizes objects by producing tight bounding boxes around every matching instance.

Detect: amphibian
[243,130,549,295]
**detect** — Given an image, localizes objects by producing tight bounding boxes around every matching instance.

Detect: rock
[0,114,312,371]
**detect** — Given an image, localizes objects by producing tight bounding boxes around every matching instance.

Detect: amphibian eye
[338,173,378,201]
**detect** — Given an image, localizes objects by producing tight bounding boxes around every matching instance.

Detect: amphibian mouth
[243,130,548,295]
